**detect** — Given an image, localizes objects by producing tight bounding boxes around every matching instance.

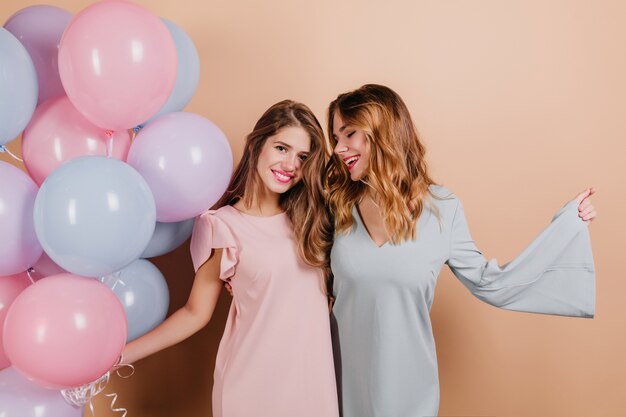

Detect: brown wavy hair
[325,84,445,243]
[215,100,333,280]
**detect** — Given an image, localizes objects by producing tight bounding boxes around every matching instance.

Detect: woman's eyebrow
[273,140,292,149]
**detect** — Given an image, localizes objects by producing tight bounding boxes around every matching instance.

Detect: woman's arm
[122,249,225,364]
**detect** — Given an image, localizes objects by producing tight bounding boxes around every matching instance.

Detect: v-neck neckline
[354,205,390,248]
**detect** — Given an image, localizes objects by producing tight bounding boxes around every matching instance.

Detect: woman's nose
[334,140,347,154]
[282,154,297,170]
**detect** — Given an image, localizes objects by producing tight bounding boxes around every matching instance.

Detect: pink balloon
[22,96,131,186]
[0,274,32,370]
[58,0,177,130]
[3,274,127,389]
[3,5,72,105]
[0,162,43,276]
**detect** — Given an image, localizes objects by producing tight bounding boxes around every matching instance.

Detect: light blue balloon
[33,156,156,277]
[102,259,169,342]
[141,218,195,258]
[0,28,38,145]
[143,18,200,125]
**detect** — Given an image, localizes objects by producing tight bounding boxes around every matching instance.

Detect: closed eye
[347,131,355,138]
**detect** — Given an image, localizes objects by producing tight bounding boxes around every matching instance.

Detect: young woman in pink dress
[122,100,339,417]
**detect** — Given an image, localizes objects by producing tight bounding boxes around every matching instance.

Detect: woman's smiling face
[256,125,311,195]
[332,111,370,181]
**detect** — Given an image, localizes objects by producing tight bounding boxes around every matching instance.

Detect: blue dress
[331,185,595,417]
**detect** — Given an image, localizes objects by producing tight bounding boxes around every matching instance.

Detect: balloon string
[100,271,123,288]
[112,277,126,291]
[107,137,113,158]
[104,130,114,158]
[0,145,24,162]
[114,356,136,379]
[60,356,134,416]
[26,268,36,284]
[105,392,127,417]
[61,371,110,415]
[105,357,135,417]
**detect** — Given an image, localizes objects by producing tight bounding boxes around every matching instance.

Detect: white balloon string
[60,356,134,417]
[26,268,36,284]
[108,138,113,158]
[105,357,135,417]
[105,392,127,417]
[110,277,127,291]
[105,130,114,158]
[0,145,24,162]
[112,354,135,379]
[61,371,110,414]
[101,271,124,288]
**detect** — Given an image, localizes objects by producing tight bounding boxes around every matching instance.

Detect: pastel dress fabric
[190,206,339,417]
[331,185,595,417]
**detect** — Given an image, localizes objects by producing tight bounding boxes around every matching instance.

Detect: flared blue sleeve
[446,198,595,317]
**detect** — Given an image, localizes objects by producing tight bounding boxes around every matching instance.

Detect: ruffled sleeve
[446,198,595,318]
[189,210,239,281]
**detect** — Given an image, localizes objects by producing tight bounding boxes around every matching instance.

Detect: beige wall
[2,1,625,416]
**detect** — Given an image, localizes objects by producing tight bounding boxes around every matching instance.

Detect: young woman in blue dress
[325,83,597,417]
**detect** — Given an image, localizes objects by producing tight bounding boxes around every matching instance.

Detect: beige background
[2,0,625,416]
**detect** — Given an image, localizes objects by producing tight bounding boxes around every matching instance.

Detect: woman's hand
[575,187,597,224]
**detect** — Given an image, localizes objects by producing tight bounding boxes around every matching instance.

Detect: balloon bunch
[1,1,233,415]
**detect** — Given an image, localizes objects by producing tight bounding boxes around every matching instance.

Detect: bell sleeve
[446,198,595,318]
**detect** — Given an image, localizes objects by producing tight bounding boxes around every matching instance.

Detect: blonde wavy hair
[215,100,333,280]
[325,84,445,244]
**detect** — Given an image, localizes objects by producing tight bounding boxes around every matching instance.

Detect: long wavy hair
[215,100,333,280]
[325,84,445,243]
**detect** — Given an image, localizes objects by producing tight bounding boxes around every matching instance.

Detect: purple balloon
[127,112,233,222]
[4,5,72,104]
[0,367,83,417]
[0,162,43,276]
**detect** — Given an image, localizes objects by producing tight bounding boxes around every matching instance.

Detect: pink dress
[190,205,339,417]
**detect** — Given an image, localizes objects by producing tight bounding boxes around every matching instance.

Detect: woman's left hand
[575,187,597,224]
